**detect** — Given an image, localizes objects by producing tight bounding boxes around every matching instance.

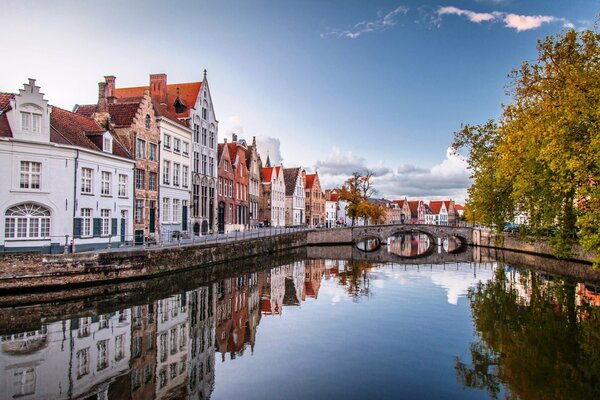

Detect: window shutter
[111,218,118,236]
[73,218,82,239]
[93,218,101,237]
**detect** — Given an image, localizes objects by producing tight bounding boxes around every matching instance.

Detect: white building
[325,200,337,228]
[261,166,286,227]
[157,107,193,241]
[0,311,131,399]
[283,167,305,226]
[0,79,134,253]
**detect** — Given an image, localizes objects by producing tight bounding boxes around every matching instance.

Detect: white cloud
[438,6,498,23]
[504,13,555,31]
[436,6,569,32]
[223,115,244,139]
[316,146,471,203]
[256,135,283,165]
[323,5,409,39]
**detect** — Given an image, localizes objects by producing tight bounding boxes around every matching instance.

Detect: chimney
[149,73,167,104]
[98,81,107,113]
[104,76,116,104]
[232,133,238,143]
[223,138,227,144]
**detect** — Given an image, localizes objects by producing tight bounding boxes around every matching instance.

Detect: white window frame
[163,161,170,185]
[100,209,111,236]
[101,171,112,196]
[118,174,128,197]
[81,167,93,194]
[136,138,146,159]
[20,161,41,190]
[173,138,181,153]
[162,198,170,223]
[164,134,171,150]
[81,208,92,237]
[182,166,189,188]
[172,199,180,223]
[173,163,180,187]
[4,204,51,240]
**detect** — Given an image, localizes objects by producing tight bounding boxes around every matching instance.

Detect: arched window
[209,124,215,148]
[5,204,51,239]
[202,100,208,120]
[145,114,151,130]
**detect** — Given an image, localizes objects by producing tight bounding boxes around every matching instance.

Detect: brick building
[217,139,236,233]
[303,171,325,227]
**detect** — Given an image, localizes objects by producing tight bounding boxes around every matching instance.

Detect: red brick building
[217,139,235,233]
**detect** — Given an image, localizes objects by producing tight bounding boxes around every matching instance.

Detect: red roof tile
[304,173,316,189]
[227,143,238,165]
[455,204,464,211]
[154,101,188,128]
[408,201,420,213]
[393,200,405,207]
[262,167,274,182]
[429,201,444,214]
[73,104,97,118]
[115,82,202,118]
[0,93,15,137]
[107,101,142,127]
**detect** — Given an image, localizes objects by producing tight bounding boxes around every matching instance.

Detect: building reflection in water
[4,257,593,399]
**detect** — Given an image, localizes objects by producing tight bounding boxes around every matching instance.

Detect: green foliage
[339,171,378,225]
[453,26,600,261]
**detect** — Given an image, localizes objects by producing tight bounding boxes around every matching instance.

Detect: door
[182,206,188,232]
[134,229,144,245]
[218,202,225,234]
[149,207,155,233]
[120,210,128,243]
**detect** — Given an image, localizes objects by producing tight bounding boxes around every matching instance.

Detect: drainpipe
[71,149,79,253]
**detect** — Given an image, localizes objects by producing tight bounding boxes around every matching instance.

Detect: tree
[453,26,600,262]
[339,171,377,226]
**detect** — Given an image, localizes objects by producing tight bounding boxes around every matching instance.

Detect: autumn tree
[453,26,600,262]
[339,171,377,225]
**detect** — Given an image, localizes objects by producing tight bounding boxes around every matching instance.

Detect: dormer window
[21,112,41,133]
[145,114,151,130]
[103,134,112,153]
[173,97,186,114]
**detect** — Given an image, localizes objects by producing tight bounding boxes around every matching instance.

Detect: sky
[1,0,598,203]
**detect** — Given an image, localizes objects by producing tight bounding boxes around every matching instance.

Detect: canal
[0,236,598,399]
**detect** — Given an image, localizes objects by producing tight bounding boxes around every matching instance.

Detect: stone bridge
[351,224,474,246]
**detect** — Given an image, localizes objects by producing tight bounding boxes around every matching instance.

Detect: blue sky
[1,0,597,202]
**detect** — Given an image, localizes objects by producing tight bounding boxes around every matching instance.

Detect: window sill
[118,196,129,199]
[80,192,94,196]
[10,189,49,194]
[101,195,113,198]
[5,238,51,242]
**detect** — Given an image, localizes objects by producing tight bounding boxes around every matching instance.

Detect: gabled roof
[115,82,202,118]
[429,201,447,215]
[304,173,317,189]
[455,204,464,211]
[0,92,15,137]
[153,101,189,128]
[73,104,97,118]
[283,168,301,196]
[328,192,339,202]
[262,167,274,183]
[51,107,131,159]
[408,201,420,217]
[227,143,238,166]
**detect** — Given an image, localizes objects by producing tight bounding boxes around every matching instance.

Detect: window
[12,368,36,397]
[229,181,233,197]
[100,209,110,236]
[224,160,229,172]
[77,348,90,378]
[182,142,189,156]
[173,163,180,186]
[149,143,157,161]
[103,136,111,153]
[118,174,128,197]
[5,204,50,239]
[182,166,189,188]
[20,161,41,189]
[163,161,170,184]
[193,123,200,143]
[218,178,223,196]
[101,171,111,196]
[202,128,207,146]
[135,169,145,190]
[162,198,170,222]
[149,172,157,191]
[174,138,181,153]
[209,128,215,148]
[202,155,207,174]
[135,200,144,224]
[20,112,41,133]
[193,152,199,172]
[97,340,109,371]
[170,328,177,354]
[136,138,146,159]
[145,114,151,129]
[81,208,92,237]
[202,101,208,120]
[209,157,214,176]
[172,199,180,223]
[81,168,93,194]
[164,134,171,149]
[115,334,125,361]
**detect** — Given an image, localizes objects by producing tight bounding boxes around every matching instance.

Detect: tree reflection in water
[336,260,374,301]
[456,266,600,399]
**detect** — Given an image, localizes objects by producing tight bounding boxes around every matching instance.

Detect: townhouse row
[0,77,329,253]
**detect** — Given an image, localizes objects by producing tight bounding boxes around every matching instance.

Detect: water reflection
[456,267,600,399]
[0,256,598,399]
[387,233,431,257]
[355,237,380,252]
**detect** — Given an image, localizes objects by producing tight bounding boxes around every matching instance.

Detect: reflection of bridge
[352,224,474,246]
[306,244,475,265]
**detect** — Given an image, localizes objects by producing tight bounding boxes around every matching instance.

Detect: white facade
[285,169,305,226]
[325,200,337,228]
[0,79,134,253]
[191,73,218,236]
[0,311,131,399]
[271,167,286,227]
[159,117,192,241]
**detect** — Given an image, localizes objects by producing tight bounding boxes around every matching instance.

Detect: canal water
[0,238,599,399]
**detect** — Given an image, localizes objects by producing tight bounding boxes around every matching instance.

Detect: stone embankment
[0,225,596,291]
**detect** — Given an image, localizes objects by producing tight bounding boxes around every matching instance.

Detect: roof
[429,201,443,214]
[115,81,202,118]
[227,143,238,165]
[455,204,464,211]
[51,107,131,159]
[108,101,142,127]
[153,101,188,127]
[408,201,420,216]
[304,173,317,189]
[73,104,97,118]
[0,93,15,137]
[262,167,274,183]
[393,199,405,208]
[328,192,339,202]
[283,168,301,196]
[217,143,225,163]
